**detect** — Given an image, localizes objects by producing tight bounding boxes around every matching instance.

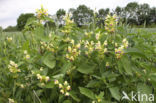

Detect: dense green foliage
[0,26,2,33]
[17,13,35,30]
[0,5,156,103]
[3,26,18,32]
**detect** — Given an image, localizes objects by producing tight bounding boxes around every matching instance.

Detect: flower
[59,84,63,88]
[68,46,72,52]
[20,84,24,88]
[24,50,27,54]
[65,92,69,96]
[66,86,71,90]
[40,67,43,71]
[8,98,15,103]
[64,81,68,85]
[106,62,109,67]
[25,54,30,59]
[49,32,52,37]
[70,39,74,45]
[7,37,12,42]
[97,98,101,102]
[76,43,81,49]
[104,40,107,46]
[54,80,59,84]
[104,48,107,53]
[45,76,50,82]
[96,32,100,40]
[60,89,64,94]
[95,41,102,50]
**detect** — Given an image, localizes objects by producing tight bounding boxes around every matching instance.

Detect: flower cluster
[54,80,71,96]
[8,98,15,103]
[105,14,117,34]
[84,40,95,55]
[8,61,21,73]
[40,41,55,52]
[61,13,74,34]
[83,40,108,56]
[24,50,30,59]
[66,40,81,61]
[36,74,50,83]
[85,31,93,38]
[115,38,129,59]
[36,5,48,19]
[6,37,12,42]
[95,32,101,40]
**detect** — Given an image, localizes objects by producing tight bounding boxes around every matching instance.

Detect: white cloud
[0,0,155,28]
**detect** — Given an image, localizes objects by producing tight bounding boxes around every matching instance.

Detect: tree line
[2,2,156,31]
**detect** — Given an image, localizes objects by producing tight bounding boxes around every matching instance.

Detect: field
[0,13,156,103]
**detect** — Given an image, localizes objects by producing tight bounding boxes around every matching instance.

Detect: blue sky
[0,0,155,28]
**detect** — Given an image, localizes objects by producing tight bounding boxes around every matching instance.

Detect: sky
[0,0,155,28]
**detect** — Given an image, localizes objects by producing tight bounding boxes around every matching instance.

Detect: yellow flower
[64,81,68,85]
[60,89,64,94]
[25,54,30,59]
[7,37,12,42]
[54,80,59,84]
[66,85,71,90]
[59,84,63,88]
[68,46,72,52]
[65,92,69,96]
[106,62,109,67]
[97,98,101,102]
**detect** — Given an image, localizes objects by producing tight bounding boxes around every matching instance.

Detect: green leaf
[124,48,147,58]
[45,81,55,89]
[120,56,133,75]
[61,62,72,74]
[63,100,72,103]
[77,63,95,74]
[109,87,121,101]
[79,87,95,99]
[137,83,153,103]
[43,53,56,69]
[69,91,80,102]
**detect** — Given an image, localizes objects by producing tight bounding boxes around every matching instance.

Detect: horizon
[0,0,155,29]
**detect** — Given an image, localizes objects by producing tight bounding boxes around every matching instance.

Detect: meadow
[0,8,156,103]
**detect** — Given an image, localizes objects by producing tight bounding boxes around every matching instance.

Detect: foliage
[56,9,66,26]
[0,5,156,103]
[17,13,35,31]
[0,26,2,33]
[3,26,18,32]
[73,5,94,27]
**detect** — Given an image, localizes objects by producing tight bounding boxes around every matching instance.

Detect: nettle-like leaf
[43,53,56,69]
[79,87,95,100]
[109,87,121,101]
[69,91,81,102]
[137,83,153,103]
[77,62,95,74]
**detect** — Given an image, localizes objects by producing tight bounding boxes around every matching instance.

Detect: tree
[137,3,151,25]
[149,7,156,24]
[115,6,122,16]
[73,5,94,27]
[56,9,66,26]
[0,26,3,33]
[17,13,35,30]
[97,8,110,26]
[44,21,56,29]
[3,26,17,32]
[124,2,139,25]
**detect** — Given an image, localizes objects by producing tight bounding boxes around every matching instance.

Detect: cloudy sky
[0,0,155,28]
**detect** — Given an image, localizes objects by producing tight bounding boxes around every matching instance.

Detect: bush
[3,26,18,32]
[0,6,155,103]
[0,26,2,33]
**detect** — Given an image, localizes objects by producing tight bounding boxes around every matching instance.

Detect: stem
[33,90,42,103]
